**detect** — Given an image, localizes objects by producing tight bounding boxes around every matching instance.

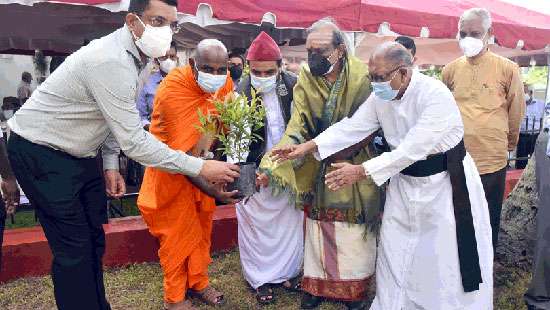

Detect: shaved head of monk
[190,39,229,77]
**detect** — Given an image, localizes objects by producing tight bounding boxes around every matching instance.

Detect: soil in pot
[227,162,257,198]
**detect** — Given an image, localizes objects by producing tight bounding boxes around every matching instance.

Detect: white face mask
[197,70,227,93]
[159,58,177,73]
[133,16,173,58]
[459,35,486,58]
[251,74,277,93]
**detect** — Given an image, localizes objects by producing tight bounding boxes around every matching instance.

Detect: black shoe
[345,299,368,310]
[301,293,322,309]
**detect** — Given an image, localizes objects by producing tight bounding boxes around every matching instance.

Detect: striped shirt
[8,26,203,176]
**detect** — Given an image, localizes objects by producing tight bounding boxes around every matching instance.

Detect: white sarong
[236,187,304,289]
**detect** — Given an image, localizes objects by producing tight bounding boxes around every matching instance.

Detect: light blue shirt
[136,71,164,127]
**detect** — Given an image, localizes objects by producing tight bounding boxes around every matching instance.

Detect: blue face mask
[372,70,401,101]
[372,81,399,101]
[196,68,227,93]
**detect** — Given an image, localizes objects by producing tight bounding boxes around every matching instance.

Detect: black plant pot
[227,162,256,198]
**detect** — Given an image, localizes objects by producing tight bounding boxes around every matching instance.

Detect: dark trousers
[7,133,110,310]
[516,133,539,169]
[0,198,5,272]
[480,167,507,252]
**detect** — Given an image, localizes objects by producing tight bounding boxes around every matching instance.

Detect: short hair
[247,59,283,68]
[228,52,245,64]
[170,41,177,52]
[307,17,350,55]
[128,0,178,15]
[22,72,32,82]
[374,42,414,68]
[459,8,492,33]
[395,36,417,56]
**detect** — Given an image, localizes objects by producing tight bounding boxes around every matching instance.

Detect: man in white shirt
[517,84,546,168]
[235,32,303,305]
[6,0,238,308]
[272,42,494,309]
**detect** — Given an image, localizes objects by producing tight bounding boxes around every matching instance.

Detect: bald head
[369,42,414,101]
[192,39,229,76]
[370,42,413,69]
[195,39,228,64]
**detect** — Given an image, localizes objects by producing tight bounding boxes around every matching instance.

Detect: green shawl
[260,56,382,230]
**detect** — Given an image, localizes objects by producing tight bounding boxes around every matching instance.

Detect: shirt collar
[466,49,492,66]
[120,25,144,68]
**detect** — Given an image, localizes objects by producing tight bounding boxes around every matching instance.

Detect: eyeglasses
[369,66,402,83]
[459,31,486,40]
[139,14,180,34]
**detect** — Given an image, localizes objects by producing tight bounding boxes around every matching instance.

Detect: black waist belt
[401,153,447,177]
[401,140,482,293]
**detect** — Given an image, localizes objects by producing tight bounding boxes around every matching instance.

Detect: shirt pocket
[477,82,505,111]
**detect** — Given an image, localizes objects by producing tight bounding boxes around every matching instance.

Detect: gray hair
[372,42,414,68]
[307,17,351,55]
[194,39,228,62]
[459,8,492,32]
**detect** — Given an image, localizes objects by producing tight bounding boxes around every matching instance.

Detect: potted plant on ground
[197,90,266,198]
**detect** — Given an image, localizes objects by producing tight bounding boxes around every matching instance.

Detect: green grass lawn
[5,197,141,230]
[5,210,38,229]
[0,250,532,310]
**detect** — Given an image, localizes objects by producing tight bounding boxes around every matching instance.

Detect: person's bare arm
[187,176,239,204]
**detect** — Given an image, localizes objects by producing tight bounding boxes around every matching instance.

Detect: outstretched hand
[270,141,318,163]
[325,163,368,191]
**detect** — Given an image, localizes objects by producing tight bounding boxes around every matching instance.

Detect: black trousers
[7,133,110,310]
[480,167,507,252]
[516,133,539,169]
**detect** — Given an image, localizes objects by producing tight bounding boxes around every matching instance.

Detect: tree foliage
[197,91,266,163]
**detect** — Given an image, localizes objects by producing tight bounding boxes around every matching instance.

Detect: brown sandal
[163,299,197,310]
[188,286,226,306]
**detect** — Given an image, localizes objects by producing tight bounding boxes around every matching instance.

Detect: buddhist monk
[138,39,238,310]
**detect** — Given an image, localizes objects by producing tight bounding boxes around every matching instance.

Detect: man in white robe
[272,42,494,309]
[235,32,304,305]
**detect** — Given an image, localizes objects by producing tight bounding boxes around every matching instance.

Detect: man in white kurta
[272,42,494,309]
[234,32,304,304]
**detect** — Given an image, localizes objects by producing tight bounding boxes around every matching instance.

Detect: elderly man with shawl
[274,42,494,310]
[259,18,382,310]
